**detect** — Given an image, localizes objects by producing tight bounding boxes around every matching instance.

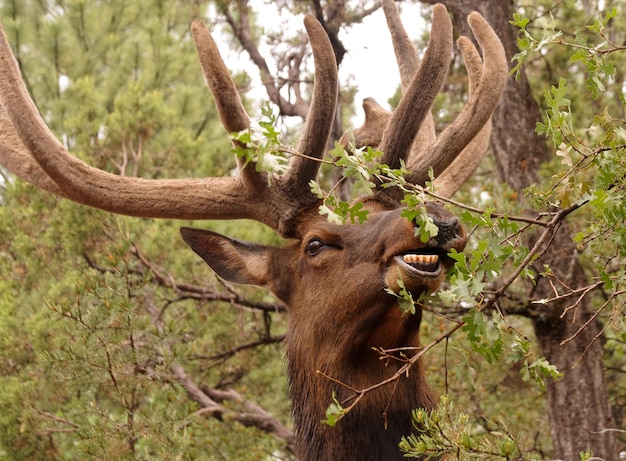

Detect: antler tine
[283,15,338,194]
[374,3,452,204]
[381,0,436,152]
[338,0,438,159]
[382,0,418,90]
[339,7,505,201]
[190,20,267,193]
[192,15,337,213]
[338,97,390,150]
[430,36,491,198]
[191,21,250,134]
[406,11,508,188]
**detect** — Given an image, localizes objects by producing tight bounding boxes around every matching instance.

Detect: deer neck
[285,300,436,461]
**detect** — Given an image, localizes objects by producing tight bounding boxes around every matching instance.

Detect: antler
[376,4,453,178]
[406,10,507,190]
[0,15,336,238]
[343,1,507,201]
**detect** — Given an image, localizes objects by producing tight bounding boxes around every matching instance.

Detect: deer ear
[180,227,272,286]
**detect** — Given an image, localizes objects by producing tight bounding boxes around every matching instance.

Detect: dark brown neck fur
[286,303,436,461]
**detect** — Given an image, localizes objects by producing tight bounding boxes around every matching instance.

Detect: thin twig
[530,281,604,307]
[193,334,286,363]
[317,202,584,416]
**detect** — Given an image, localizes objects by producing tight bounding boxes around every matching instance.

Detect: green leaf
[509,13,529,30]
[322,392,346,427]
[461,309,504,364]
[385,275,416,315]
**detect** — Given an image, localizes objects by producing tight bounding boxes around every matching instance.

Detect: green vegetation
[0,0,624,459]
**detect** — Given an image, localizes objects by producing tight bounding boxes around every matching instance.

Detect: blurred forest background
[0,0,624,459]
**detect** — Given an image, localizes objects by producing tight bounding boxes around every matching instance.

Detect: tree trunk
[421,0,617,458]
[532,241,616,460]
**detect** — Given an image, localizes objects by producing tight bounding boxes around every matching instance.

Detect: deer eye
[305,238,325,256]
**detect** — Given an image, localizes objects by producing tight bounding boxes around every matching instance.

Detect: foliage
[310,1,625,458]
[1,0,625,460]
[399,395,520,460]
[0,0,288,459]
[231,102,290,179]
[512,2,625,339]
[322,392,347,427]
[0,188,288,459]
[310,142,440,240]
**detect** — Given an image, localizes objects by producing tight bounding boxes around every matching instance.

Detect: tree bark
[421,0,617,458]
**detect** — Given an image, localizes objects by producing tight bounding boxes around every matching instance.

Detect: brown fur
[181,203,466,460]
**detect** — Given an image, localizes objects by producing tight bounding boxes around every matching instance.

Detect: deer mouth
[395,251,444,278]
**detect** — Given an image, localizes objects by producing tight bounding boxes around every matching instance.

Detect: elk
[0,1,507,460]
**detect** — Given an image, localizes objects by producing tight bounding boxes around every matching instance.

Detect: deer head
[0,2,507,460]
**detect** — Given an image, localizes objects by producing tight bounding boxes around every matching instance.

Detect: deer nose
[429,215,464,248]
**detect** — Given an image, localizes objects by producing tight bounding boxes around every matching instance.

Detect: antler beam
[0,16,337,238]
[376,4,453,179]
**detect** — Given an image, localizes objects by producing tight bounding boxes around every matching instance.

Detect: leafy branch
[399,395,520,460]
[318,194,584,428]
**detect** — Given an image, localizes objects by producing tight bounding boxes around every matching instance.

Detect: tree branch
[319,201,585,420]
[129,244,286,314]
[193,334,286,364]
[217,0,309,117]
[171,363,295,453]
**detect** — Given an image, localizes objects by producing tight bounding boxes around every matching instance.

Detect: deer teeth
[403,254,439,265]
